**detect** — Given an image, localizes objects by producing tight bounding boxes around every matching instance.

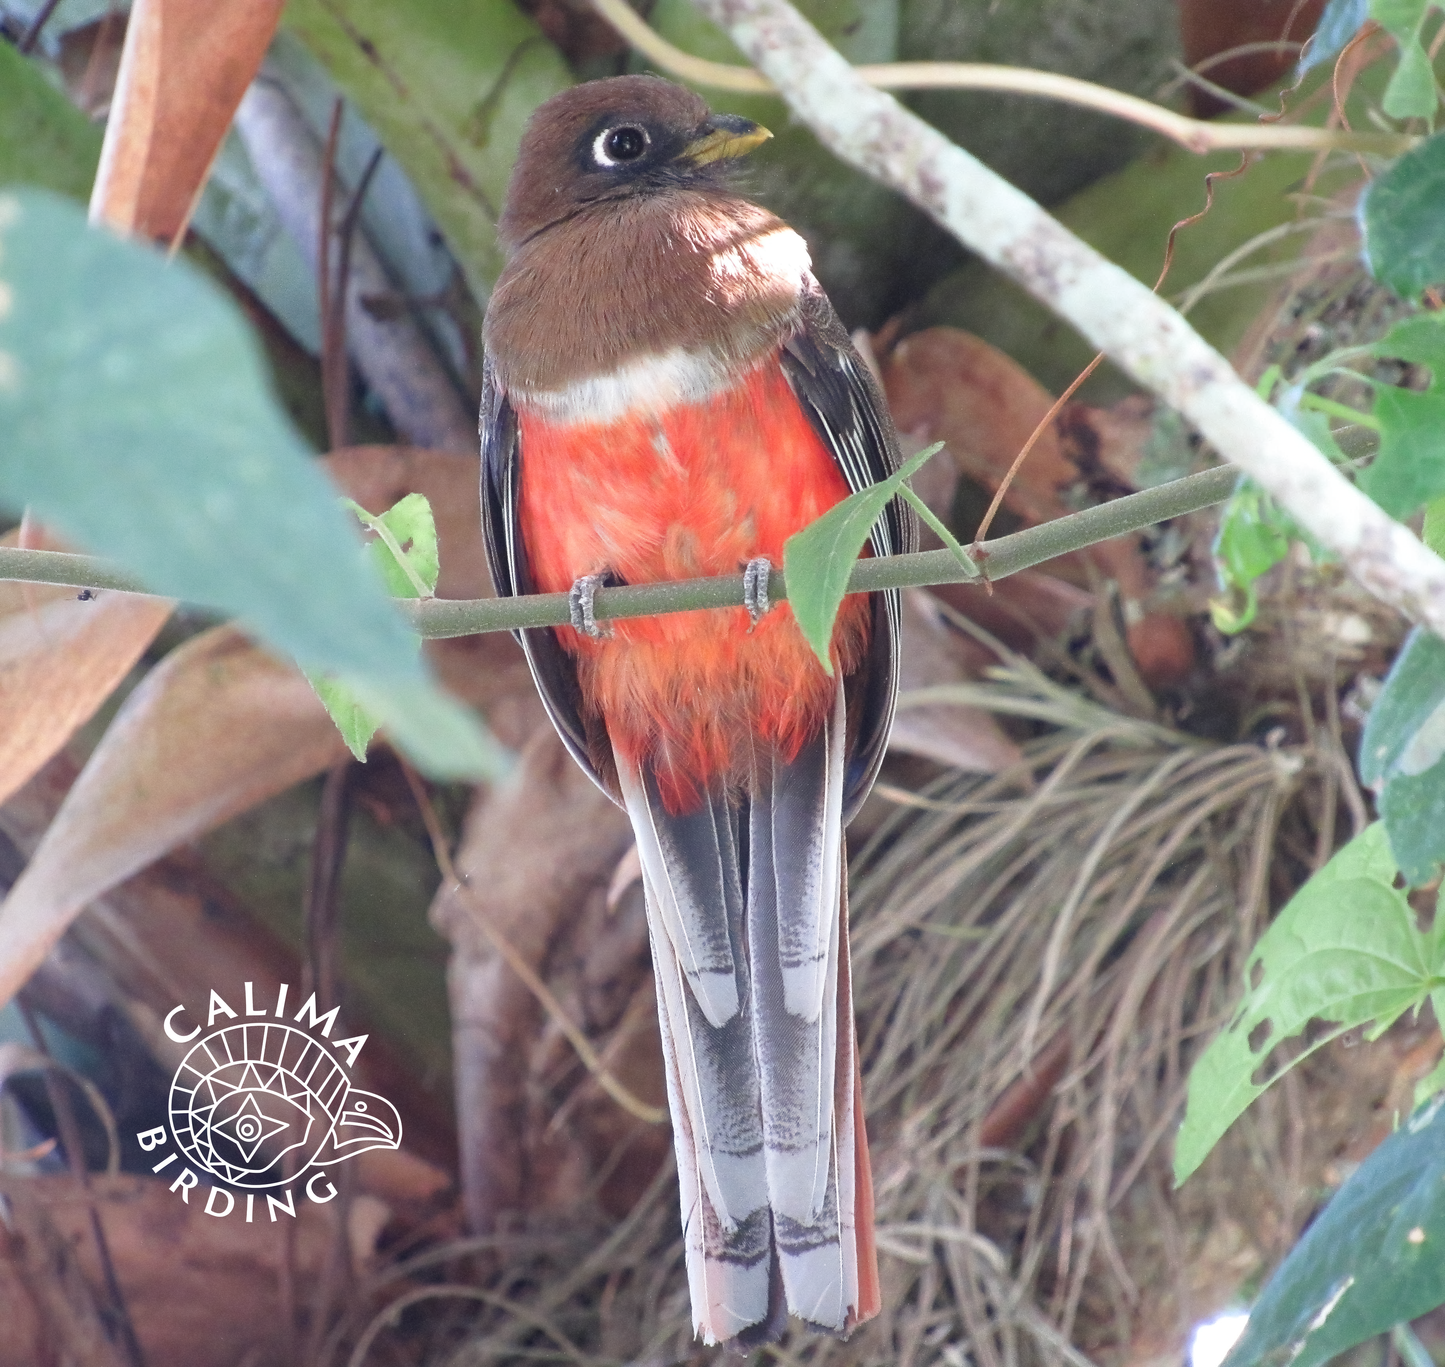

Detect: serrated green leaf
[1362,133,1445,302]
[783,443,949,672]
[344,493,439,599]
[282,0,573,303]
[0,187,504,782]
[1360,314,1445,516]
[1223,1092,1445,1367]
[1174,824,1438,1184]
[310,675,381,760]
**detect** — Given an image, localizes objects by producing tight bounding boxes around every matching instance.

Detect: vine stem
[0,465,1237,636]
[589,0,1413,156]
[690,0,1445,641]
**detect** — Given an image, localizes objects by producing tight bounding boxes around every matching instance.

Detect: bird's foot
[568,573,613,639]
[743,557,773,629]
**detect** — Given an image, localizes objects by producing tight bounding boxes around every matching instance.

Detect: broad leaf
[1360,315,1445,518]
[282,0,573,302]
[1361,629,1445,886]
[0,187,501,779]
[0,625,352,1010]
[0,38,102,199]
[783,443,951,672]
[1223,1093,1445,1367]
[1362,132,1445,303]
[1174,823,1441,1183]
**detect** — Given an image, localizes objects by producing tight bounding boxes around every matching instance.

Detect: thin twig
[588,0,1412,156]
[398,764,667,1126]
[0,464,1240,634]
[318,100,346,452]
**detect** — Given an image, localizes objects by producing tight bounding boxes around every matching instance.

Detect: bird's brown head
[498,75,772,249]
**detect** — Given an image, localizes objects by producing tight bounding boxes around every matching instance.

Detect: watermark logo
[137,982,402,1221]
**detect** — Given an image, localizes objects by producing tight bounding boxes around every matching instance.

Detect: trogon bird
[480,74,916,1347]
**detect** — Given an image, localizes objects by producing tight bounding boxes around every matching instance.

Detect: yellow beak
[682,115,773,166]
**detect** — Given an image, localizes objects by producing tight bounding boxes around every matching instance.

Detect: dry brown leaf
[0,1174,334,1367]
[90,0,285,241]
[323,446,546,748]
[884,327,1079,530]
[884,327,1154,598]
[891,589,1022,773]
[0,594,173,811]
[0,625,349,1010]
[0,527,172,811]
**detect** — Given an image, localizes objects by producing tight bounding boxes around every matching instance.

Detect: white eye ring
[592,125,649,167]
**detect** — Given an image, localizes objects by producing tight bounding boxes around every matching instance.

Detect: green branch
[0,465,1237,637]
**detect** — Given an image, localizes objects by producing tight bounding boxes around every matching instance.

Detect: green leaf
[1360,629,1445,885]
[1423,495,1445,555]
[310,675,381,761]
[1222,1092,1445,1367]
[1362,133,1445,302]
[343,493,439,600]
[0,41,102,200]
[1382,33,1439,119]
[1371,0,1429,28]
[1209,479,1292,633]
[1361,314,1445,517]
[1174,824,1439,1184]
[783,443,953,672]
[347,679,512,780]
[0,187,504,781]
[282,0,573,303]
[311,493,444,760]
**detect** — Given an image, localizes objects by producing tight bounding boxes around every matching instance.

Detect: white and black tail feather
[620,679,870,1345]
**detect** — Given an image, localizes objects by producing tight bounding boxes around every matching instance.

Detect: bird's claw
[568,573,613,638]
[743,557,773,629]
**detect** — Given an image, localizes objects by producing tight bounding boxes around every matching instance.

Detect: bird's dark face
[499,75,771,248]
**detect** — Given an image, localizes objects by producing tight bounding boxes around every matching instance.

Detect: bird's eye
[594,125,649,166]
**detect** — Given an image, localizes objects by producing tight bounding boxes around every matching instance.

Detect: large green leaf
[1362,132,1445,304]
[1174,823,1443,1184]
[1361,314,1445,518]
[0,187,503,779]
[282,0,574,303]
[0,40,102,199]
[1361,629,1445,886]
[1224,1093,1445,1367]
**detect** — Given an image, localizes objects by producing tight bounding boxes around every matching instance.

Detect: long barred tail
[618,679,880,1346]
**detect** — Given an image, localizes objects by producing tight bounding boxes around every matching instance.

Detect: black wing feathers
[479,358,600,787]
[779,281,917,821]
